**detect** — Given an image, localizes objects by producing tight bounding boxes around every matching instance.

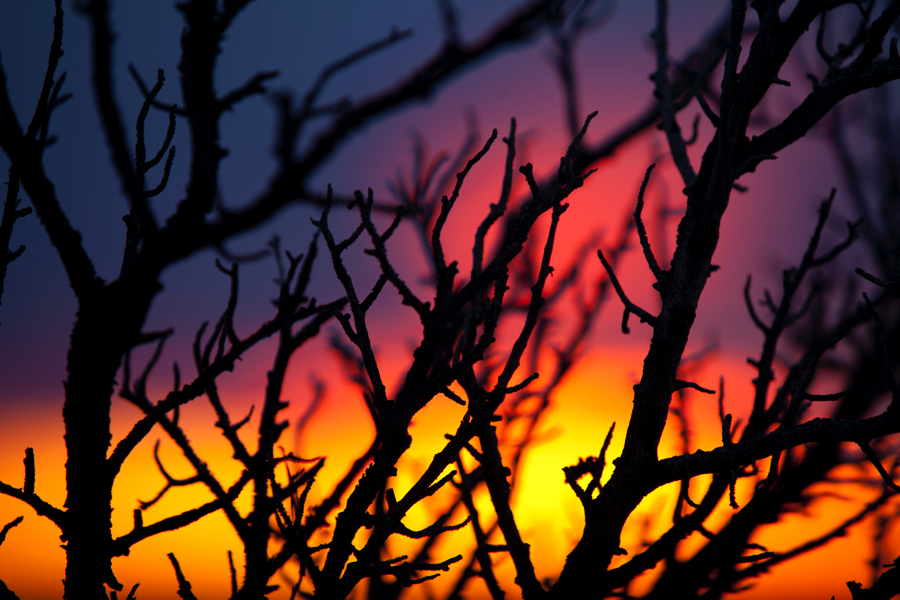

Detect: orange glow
[2,6,897,596]
[1,341,896,598]
[1,147,895,597]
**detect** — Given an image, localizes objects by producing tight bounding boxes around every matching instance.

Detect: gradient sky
[0,1,892,598]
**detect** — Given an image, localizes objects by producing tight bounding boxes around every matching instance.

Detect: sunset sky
[0,1,895,598]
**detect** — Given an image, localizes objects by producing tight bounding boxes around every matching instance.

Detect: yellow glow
[1,345,896,599]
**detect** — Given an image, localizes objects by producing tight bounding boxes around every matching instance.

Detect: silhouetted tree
[2,1,900,599]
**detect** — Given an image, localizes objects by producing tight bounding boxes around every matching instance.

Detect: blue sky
[0,0,860,410]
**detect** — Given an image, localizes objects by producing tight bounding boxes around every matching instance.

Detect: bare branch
[597,248,658,333]
[654,0,697,187]
[0,449,67,532]
[0,516,23,548]
[857,441,900,493]
[167,553,199,600]
[633,163,664,287]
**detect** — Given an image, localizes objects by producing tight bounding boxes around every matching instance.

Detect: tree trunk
[62,283,154,598]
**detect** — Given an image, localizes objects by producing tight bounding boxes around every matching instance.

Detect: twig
[168,553,199,600]
[0,516,23,547]
[597,248,658,333]
[633,164,664,287]
[857,441,900,493]
[654,0,697,187]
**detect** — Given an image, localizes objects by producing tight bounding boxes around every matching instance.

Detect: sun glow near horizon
[1,341,892,599]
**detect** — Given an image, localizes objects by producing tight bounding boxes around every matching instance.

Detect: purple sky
[0,0,872,412]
